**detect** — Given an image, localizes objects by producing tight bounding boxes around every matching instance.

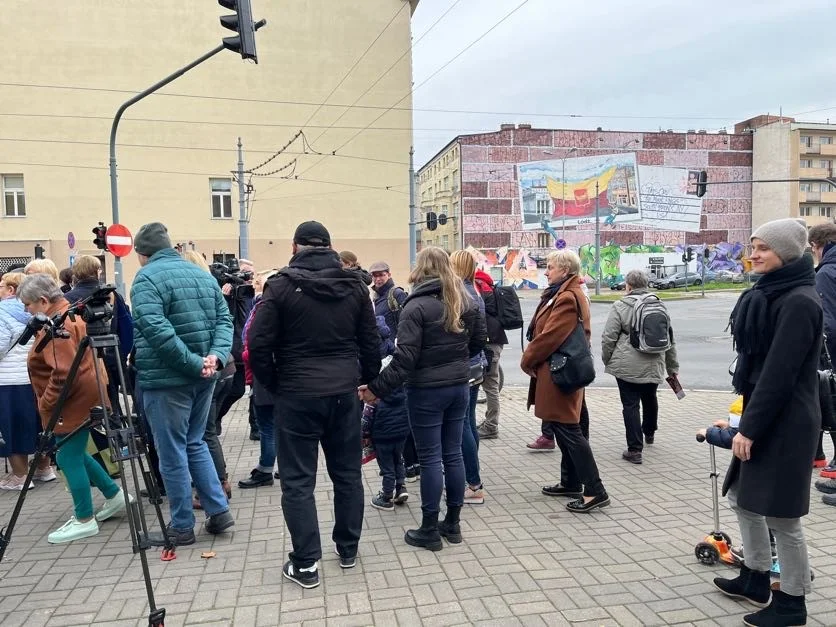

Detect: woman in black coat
[713,218,821,626]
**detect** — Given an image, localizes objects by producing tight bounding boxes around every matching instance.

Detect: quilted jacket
[130,248,233,390]
[0,297,31,386]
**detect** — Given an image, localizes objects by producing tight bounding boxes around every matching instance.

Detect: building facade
[0,0,418,287]
[418,124,754,260]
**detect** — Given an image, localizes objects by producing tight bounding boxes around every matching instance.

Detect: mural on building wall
[637,166,704,233]
[467,246,541,289]
[578,243,665,282]
[675,242,747,274]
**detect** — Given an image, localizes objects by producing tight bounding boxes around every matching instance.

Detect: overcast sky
[410,0,836,165]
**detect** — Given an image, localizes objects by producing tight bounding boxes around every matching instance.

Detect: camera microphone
[16,313,50,346]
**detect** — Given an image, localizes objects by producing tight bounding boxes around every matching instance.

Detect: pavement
[502,292,740,390]
[1,388,836,626]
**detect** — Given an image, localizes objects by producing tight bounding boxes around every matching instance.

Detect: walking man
[474,268,507,439]
[131,222,235,545]
[249,221,380,589]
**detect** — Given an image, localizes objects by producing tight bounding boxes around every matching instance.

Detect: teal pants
[55,430,120,520]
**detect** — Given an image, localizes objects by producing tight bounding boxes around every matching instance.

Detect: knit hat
[134,222,172,257]
[293,221,331,247]
[751,218,808,263]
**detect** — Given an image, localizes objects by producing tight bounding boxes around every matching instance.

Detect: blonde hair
[254,268,277,293]
[409,246,467,333]
[72,255,102,282]
[183,250,210,273]
[449,249,477,282]
[546,249,581,275]
[1,272,26,292]
[24,258,59,280]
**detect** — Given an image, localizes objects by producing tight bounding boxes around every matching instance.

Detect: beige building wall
[417,142,461,251]
[0,0,417,290]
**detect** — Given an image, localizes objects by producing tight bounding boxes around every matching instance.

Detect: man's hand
[221,283,233,296]
[713,419,730,428]
[732,432,753,461]
[358,385,377,403]
[521,364,537,378]
[201,355,220,378]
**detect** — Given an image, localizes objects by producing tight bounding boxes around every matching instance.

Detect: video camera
[210,259,253,288]
[17,286,116,352]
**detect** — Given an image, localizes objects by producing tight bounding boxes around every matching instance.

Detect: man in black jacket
[248,221,381,589]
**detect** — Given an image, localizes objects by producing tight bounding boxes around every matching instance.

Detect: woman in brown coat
[18,274,129,545]
[521,250,609,513]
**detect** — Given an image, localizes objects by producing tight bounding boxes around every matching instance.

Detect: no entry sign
[106,224,133,258]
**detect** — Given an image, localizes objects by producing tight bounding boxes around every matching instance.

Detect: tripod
[0,330,172,627]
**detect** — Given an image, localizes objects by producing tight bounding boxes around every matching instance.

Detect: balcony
[823,191,836,203]
[822,144,836,157]
[800,167,831,179]
[800,142,821,154]
[805,191,821,202]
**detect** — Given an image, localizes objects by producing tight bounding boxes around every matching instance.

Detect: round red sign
[106,224,133,258]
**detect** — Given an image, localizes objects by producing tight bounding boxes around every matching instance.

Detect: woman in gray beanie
[712,218,821,625]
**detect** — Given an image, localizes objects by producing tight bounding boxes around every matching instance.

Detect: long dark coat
[722,284,823,518]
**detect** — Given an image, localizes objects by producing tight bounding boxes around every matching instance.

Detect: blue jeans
[143,379,228,530]
[256,403,276,472]
[462,384,481,488]
[406,383,469,516]
[375,438,406,495]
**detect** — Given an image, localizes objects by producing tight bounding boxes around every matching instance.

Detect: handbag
[468,363,484,386]
[548,291,596,394]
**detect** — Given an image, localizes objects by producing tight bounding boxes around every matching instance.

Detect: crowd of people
[0,216,831,625]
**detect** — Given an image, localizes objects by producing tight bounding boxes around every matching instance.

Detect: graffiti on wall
[467,246,541,289]
[578,243,665,282]
[675,242,747,274]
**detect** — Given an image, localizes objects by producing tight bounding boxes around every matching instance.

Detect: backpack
[628,293,672,354]
[386,287,406,317]
[493,285,524,330]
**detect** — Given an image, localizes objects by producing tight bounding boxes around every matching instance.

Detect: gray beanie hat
[134,222,172,257]
[751,218,808,263]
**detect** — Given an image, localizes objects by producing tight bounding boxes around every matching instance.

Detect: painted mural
[675,242,747,274]
[578,243,665,283]
[467,246,542,289]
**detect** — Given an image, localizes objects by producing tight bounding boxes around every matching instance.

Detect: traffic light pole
[409,147,418,269]
[594,181,601,296]
[108,43,246,294]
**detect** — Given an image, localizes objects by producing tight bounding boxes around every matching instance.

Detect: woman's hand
[732,432,753,461]
[521,364,538,378]
[358,385,377,403]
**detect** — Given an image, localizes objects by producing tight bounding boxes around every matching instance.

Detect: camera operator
[213,259,256,439]
[18,274,129,544]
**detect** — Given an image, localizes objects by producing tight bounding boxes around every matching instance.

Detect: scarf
[526,277,567,342]
[729,255,816,393]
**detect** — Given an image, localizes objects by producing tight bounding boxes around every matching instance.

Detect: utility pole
[409,146,418,269]
[237,137,248,259]
[594,180,601,296]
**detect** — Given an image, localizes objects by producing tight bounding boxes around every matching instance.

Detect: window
[3,175,25,217]
[442,234,449,251]
[442,204,448,218]
[822,160,833,170]
[425,239,433,248]
[821,206,833,218]
[537,233,551,248]
[821,137,833,145]
[536,199,551,215]
[210,178,232,219]
[801,135,812,147]
[212,253,236,264]
[821,183,832,192]
[800,182,812,192]
[800,159,812,168]
[444,176,449,190]
[800,206,812,216]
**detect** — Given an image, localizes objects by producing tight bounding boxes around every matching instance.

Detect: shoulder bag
[548,290,596,394]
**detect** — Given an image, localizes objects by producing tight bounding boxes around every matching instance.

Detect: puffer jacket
[131,248,233,390]
[368,278,487,399]
[0,297,31,386]
[600,288,679,384]
[463,280,488,370]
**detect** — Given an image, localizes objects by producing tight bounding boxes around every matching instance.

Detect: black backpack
[493,285,523,330]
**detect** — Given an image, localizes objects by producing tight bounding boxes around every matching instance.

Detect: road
[499,291,740,391]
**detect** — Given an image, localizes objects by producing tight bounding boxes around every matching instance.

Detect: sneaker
[394,485,409,505]
[477,425,498,440]
[95,488,135,522]
[0,474,35,491]
[405,465,420,483]
[823,493,836,507]
[814,457,827,469]
[815,477,836,494]
[644,434,655,445]
[274,470,281,480]
[48,517,99,544]
[34,467,57,482]
[0,473,14,489]
[205,510,235,534]
[334,546,356,569]
[283,560,320,589]
[526,435,555,451]
[371,491,394,511]
[464,485,484,504]
[820,459,836,478]
[622,450,643,464]
[148,524,196,547]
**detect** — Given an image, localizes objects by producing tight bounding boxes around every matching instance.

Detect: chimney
[517,123,532,130]
[698,129,707,134]
[500,123,515,131]
[596,126,603,132]
[687,129,696,134]
[719,128,728,134]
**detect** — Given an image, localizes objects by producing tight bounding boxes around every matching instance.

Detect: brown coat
[521,275,591,423]
[27,299,109,434]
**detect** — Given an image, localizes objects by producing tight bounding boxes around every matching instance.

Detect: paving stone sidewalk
[1,388,835,626]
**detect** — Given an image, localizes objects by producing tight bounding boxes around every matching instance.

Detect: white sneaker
[47,517,99,544]
[0,475,35,491]
[34,467,57,482]
[95,488,134,522]
[0,473,13,489]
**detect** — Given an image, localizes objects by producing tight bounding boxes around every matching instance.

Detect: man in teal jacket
[130,222,235,545]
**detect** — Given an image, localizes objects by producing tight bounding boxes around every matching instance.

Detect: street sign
[67,232,75,249]
[106,224,133,258]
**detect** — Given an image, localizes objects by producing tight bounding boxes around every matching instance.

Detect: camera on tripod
[210,259,254,300]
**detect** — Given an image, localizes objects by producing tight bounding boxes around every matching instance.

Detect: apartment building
[416,141,461,251]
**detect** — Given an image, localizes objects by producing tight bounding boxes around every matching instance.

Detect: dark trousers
[406,383,469,516]
[403,433,418,468]
[216,367,246,427]
[616,379,659,452]
[375,438,406,495]
[275,391,364,568]
[552,422,605,497]
[542,398,589,440]
[204,379,229,481]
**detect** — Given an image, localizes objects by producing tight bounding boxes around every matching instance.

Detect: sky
[409,0,836,166]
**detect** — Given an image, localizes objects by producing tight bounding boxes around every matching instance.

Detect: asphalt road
[499,291,740,391]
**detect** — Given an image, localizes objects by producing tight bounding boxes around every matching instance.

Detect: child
[369,316,409,511]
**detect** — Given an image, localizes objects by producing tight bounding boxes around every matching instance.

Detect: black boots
[743,589,807,627]
[405,513,442,551]
[438,506,462,544]
[714,564,772,607]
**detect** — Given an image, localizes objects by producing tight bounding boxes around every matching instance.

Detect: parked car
[608,274,626,290]
[650,272,704,289]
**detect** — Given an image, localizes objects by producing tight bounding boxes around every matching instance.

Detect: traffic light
[219,0,259,62]
[438,213,448,226]
[682,247,694,263]
[92,222,107,250]
[704,247,710,259]
[426,211,438,231]
[696,170,708,198]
